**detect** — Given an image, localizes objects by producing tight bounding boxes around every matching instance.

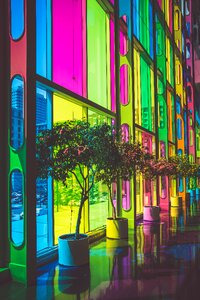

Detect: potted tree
[36,120,115,266]
[169,155,199,205]
[142,157,177,220]
[96,141,146,239]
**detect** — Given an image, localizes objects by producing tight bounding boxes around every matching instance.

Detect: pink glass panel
[120,65,128,105]
[110,18,116,112]
[119,16,128,56]
[53,0,86,96]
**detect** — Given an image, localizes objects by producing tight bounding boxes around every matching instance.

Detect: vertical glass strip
[10,0,24,40]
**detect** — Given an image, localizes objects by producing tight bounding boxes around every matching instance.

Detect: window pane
[88,110,109,230]
[10,0,24,40]
[10,170,24,246]
[11,76,24,150]
[36,87,51,252]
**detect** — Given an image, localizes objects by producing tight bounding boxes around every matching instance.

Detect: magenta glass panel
[53,0,86,96]
[110,18,116,112]
[109,0,114,4]
[119,16,128,56]
[120,64,129,105]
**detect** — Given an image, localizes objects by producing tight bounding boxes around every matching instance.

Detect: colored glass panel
[53,0,86,96]
[10,76,24,150]
[53,95,83,244]
[88,110,109,231]
[36,87,52,252]
[134,49,141,126]
[133,0,140,39]
[120,65,129,105]
[119,16,128,56]
[121,124,130,211]
[140,58,154,131]
[87,0,111,109]
[10,170,24,246]
[10,0,24,40]
[110,18,116,112]
[36,0,51,79]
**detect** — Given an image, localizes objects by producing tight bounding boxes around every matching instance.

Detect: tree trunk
[108,185,117,219]
[75,194,87,239]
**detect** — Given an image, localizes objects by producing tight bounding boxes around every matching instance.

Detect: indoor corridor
[2,197,200,300]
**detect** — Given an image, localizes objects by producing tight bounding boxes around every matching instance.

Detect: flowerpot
[143,206,160,222]
[170,196,182,207]
[106,217,128,240]
[58,234,89,267]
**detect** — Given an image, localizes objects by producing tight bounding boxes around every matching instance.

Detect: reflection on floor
[2,197,200,299]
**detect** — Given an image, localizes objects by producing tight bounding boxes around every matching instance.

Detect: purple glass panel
[120,65,128,105]
[110,18,116,112]
[53,0,86,96]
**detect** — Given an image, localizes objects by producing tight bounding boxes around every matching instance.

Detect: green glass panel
[140,58,152,131]
[88,110,109,231]
[87,0,111,109]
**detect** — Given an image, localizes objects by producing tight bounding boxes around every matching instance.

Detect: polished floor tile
[2,199,200,299]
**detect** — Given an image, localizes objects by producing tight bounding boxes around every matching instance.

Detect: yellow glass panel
[53,94,83,122]
[53,94,84,244]
[134,49,141,126]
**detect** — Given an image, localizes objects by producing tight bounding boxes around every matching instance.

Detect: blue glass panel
[10,0,24,40]
[36,87,52,252]
[133,0,140,39]
[119,0,131,39]
[177,119,182,140]
[11,76,24,150]
[176,96,181,114]
[36,0,51,79]
[178,177,183,192]
[11,170,24,246]
[177,149,183,155]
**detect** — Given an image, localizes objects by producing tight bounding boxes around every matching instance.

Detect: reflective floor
[2,197,200,299]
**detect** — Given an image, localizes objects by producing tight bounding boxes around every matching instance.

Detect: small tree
[168,155,200,178]
[96,141,147,219]
[36,120,115,239]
